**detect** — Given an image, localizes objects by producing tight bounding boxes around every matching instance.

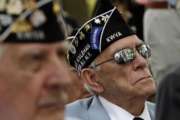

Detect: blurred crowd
[0,0,180,120]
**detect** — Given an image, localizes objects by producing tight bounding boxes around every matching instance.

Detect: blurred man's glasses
[91,44,151,68]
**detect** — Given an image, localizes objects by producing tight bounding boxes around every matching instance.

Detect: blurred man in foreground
[0,0,78,120]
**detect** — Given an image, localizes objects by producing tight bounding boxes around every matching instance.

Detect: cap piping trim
[99,7,116,52]
[70,8,116,46]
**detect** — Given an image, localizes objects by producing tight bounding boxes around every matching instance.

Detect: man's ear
[80,68,104,94]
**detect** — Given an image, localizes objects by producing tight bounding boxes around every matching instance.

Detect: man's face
[0,42,77,120]
[94,35,156,103]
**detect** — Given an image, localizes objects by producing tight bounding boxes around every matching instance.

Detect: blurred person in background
[155,64,180,120]
[60,0,89,24]
[0,0,79,120]
[93,0,114,16]
[137,0,180,85]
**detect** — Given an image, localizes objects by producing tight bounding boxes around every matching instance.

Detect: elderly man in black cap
[0,0,79,120]
[66,7,156,120]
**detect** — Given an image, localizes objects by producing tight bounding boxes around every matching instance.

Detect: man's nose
[132,51,148,70]
[44,57,72,89]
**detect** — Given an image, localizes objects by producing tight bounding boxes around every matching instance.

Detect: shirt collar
[99,96,151,120]
[139,100,151,120]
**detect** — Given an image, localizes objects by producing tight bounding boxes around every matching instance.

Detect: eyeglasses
[92,44,151,68]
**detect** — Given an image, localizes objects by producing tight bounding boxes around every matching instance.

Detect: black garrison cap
[67,7,135,71]
[0,0,67,43]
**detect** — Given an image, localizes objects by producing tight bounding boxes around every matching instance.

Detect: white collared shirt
[99,96,151,120]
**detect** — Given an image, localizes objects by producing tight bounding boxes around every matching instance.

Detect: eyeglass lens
[114,44,151,64]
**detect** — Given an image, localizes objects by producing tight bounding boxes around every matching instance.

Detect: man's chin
[34,107,64,120]
[140,83,156,98]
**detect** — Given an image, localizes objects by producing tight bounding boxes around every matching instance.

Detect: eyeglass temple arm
[91,58,114,68]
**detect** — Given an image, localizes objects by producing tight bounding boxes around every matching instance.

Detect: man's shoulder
[146,101,156,120]
[65,97,94,120]
[147,101,155,109]
[66,97,93,110]
[65,96,111,120]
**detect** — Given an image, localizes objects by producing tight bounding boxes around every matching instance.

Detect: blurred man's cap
[0,0,67,43]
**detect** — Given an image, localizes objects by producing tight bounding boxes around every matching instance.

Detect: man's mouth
[38,91,69,109]
[37,99,65,110]
[37,96,68,110]
[134,75,152,85]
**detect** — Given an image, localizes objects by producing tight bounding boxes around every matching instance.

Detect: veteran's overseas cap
[0,0,67,43]
[67,7,135,71]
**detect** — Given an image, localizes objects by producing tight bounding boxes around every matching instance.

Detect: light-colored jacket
[65,96,155,120]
